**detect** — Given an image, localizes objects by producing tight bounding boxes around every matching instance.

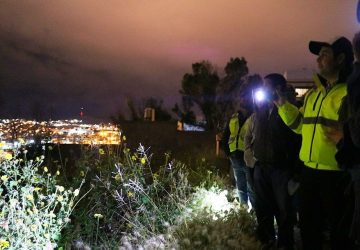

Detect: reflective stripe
[289,113,302,129]
[303,117,339,127]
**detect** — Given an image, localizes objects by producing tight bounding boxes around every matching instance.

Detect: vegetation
[111,97,172,125]
[111,57,259,132]
[215,57,249,129]
[67,144,260,249]
[1,53,265,247]
[178,60,220,130]
[176,57,261,131]
[0,139,260,249]
[0,149,83,249]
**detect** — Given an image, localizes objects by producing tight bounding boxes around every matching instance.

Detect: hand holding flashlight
[273,89,287,107]
[254,88,283,104]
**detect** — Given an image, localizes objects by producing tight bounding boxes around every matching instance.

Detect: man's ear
[336,53,346,65]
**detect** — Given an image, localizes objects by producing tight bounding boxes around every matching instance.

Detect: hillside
[120,121,230,175]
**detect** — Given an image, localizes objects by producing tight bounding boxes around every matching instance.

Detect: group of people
[222,33,360,250]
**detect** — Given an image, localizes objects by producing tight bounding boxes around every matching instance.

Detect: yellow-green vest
[278,74,347,171]
[228,114,249,153]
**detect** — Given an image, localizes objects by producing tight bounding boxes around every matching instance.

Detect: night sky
[0,1,358,121]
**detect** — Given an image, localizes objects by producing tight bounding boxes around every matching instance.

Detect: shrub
[60,143,260,249]
[167,185,259,249]
[67,144,191,248]
[0,150,83,250]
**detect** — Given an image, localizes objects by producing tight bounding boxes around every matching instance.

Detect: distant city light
[0,119,121,149]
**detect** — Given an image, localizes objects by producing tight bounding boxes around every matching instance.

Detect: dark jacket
[347,63,360,148]
[252,104,300,167]
[336,63,360,169]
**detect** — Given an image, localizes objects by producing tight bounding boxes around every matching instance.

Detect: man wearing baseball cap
[275,36,354,249]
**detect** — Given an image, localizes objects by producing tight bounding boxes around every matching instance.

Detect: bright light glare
[201,189,230,213]
[190,187,238,220]
[255,89,266,102]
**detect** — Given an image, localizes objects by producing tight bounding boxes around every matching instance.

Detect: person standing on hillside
[276,36,354,249]
[222,108,255,208]
[336,31,360,247]
[246,74,298,250]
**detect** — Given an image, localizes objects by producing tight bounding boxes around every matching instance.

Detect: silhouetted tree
[126,97,140,121]
[172,95,196,124]
[111,97,172,123]
[215,57,249,129]
[143,97,172,121]
[179,60,219,129]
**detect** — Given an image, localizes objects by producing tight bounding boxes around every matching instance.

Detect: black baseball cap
[309,37,354,63]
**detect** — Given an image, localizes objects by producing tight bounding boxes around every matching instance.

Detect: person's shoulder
[228,113,238,122]
[305,86,317,97]
[334,82,348,95]
[246,113,255,121]
[337,82,347,88]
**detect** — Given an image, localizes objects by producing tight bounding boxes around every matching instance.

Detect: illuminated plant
[69,144,191,248]
[114,145,190,239]
[0,150,83,250]
[66,143,259,249]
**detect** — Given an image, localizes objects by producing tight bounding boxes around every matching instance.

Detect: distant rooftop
[287,79,314,88]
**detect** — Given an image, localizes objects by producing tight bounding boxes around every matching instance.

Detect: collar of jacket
[313,73,343,95]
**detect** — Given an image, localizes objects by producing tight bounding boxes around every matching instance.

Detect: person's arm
[244,115,253,151]
[221,121,231,157]
[277,101,304,134]
[274,82,304,134]
[244,114,256,167]
[275,75,323,134]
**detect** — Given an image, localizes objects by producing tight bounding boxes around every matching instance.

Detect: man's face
[316,46,338,78]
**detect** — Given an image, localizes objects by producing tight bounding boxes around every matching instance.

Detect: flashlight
[254,89,267,102]
[253,88,279,103]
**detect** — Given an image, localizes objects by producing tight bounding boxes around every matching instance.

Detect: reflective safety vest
[278,74,347,171]
[228,113,249,153]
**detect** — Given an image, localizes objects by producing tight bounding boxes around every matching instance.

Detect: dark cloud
[0,29,181,121]
[0,31,111,119]
[3,39,72,68]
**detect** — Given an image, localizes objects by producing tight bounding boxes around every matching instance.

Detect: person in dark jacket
[249,73,299,250]
[336,31,360,246]
[222,109,255,207]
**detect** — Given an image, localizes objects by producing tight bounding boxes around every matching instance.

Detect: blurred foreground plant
[175,207,260,250]
[0,150,83,250]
